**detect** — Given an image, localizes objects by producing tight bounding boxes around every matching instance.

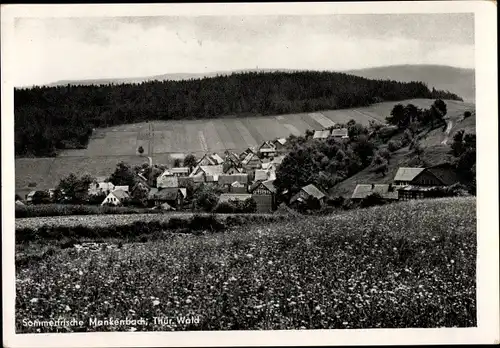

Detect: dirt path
[441,120,453,145]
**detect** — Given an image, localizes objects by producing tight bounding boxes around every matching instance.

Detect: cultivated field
[15,99,475,196]
[15,197,476,332]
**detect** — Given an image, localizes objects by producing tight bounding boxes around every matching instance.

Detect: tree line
[15,71,462,157]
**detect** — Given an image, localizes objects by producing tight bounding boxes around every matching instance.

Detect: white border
[2,2,498,347]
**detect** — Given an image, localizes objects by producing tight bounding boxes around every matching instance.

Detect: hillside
[330,101,476,198]
[16,197,476,331]
[347,65,475,102]
[15,70,461,158]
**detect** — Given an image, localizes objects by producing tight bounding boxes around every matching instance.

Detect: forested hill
[15,71,462,157]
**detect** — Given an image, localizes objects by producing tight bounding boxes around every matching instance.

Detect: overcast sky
[14,14,474,86]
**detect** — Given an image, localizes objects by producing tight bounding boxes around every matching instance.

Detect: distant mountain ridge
[43,64,475,102]
[346,65,475,102]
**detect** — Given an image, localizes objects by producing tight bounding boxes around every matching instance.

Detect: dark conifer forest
[14,71,462,157]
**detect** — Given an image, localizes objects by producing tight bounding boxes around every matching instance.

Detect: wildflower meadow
[15,197,476,332]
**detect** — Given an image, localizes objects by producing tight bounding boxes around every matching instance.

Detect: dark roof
[250,179,276,193]
[148,188,180,200]
[351,184,399,200]
[218,174,249,185]
[424,163,460,186]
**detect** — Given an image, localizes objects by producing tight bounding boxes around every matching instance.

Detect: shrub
[214,202,235,214]
[189,214,225,232]
[360,193,386,208]
[387,140,401,152]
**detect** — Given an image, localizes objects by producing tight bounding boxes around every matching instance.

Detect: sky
[13,13,475,86]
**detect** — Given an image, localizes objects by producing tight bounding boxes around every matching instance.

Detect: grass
[15,204,161,218]
[15,197,476,332]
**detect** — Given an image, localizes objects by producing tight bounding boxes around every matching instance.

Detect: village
[18,124,463,213]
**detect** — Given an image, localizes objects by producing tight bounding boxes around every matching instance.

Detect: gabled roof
[250,179,276,193]
[258,141,277,152]
[242,152,262,165]
[423,163,460,186]
[190,164,224,177]
[301,184,326,200]
[274,138,287,145]
[210,153,225,165]
[313,130,330,139]
[351,184,399,200]
[111,189,130,200]
[218,193,252,203]
[394,167,425,182]
[218,174,249,185]
[196,153,218,166]
[331,128,349,137]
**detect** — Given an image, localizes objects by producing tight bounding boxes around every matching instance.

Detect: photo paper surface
[2,2,498,347]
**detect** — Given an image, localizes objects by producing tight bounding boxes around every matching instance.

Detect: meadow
[15,197,476,332]
[15,98,475,197]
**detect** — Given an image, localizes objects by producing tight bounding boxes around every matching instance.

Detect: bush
[387,140,401,152]
[214,202,235,214]
[189,214,225,232]
[360,193,387,208]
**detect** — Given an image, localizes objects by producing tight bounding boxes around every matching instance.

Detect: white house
[101,189,130,206]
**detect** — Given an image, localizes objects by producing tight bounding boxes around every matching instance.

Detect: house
[169,167,190,177]
[218,174,249,192]
[114,185,130,193]
[130,182,151,198]
[249,179,277,213]
[88,178,115,196]
[397,185,443,201]
[273,138,287,152]
[15,200,25,207]
[290,184,326,207]
[313,130,330,140]
[239,147,257,161]
[394,164,459,187]
[351,184,399,201]
[393,167,426,186]
[254,169,276,182]
[258,141,277,158]
[218,193,253,204]
[26,190,51,205]
[331,128,349,139]
[241,152,262,170]
[224,150,241,164]
[101,189,130,206]
[230,181,248,194]
[196,153,224,167]
[189,165,224,183]
[157,171,179,188]
[210,153,225,165]
[261,162,277,171]
[222,153,244,174]
[147,188,184,208]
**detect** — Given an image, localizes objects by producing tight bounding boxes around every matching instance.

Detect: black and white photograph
[2,2,498,347]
